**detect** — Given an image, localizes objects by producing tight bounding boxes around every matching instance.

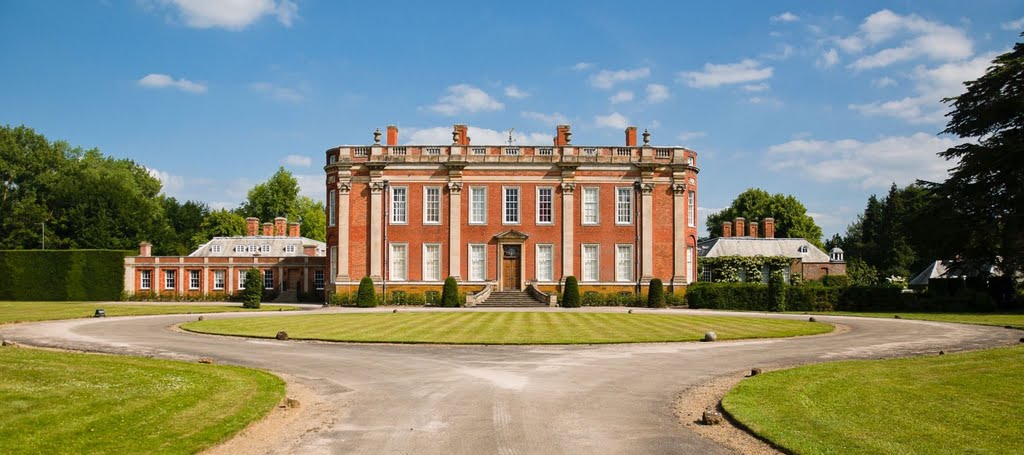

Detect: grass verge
[806,311,1024,329]
[722,345,1024,454]
[0,347,284,454]
[181,312,832,344]
[0,301,295,325]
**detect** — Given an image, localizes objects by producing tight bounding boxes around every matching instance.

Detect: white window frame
[314,270,325,290]
[502,186,520,225]
[263,270,274,290]
[469,186,487,225]
[582,187,599,225]
[687,191,696,227]
[581,244,599,282]
[390,186,408,224]
[536,187,554,225]
[210,244,222,253]
[328,189,337,227]
[213,270,225,290]
[422,243,441,281]
[189,270,200,290]
[164,270,176,290]
[285,245,296,253]
[260,244,271,254]
[535,244,554,282]
[423,186,442,225]
[238,270,247,290]
[389,243,408,281]
[615,187,633,225]
[615,244,633,282]
[686,247,694,284]
[140,270,151,290]
[329,246,337,283]
[469,244,486,281]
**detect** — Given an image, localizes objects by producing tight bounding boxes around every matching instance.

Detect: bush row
[0,250,129,301]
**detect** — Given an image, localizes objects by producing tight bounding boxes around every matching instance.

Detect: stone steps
[475,291,546,307]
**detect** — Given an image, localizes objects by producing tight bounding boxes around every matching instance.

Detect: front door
[502,245,521,290]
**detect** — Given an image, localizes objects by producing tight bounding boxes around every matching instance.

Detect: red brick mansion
[323,124,699,299]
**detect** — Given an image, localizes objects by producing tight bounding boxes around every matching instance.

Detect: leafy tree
[441,276,460,307]
[242,268,262,309]
[152,198,210,255]
[706,188,824,248]
[191,209,246,247]
[647,278,665,308]
[562,276,580,308]
[356,276,377,307]
[845,258,879,286]
[240,167,300,222]
[924,36,1024,289]
[294,196,326,241]
[842,183,938,280]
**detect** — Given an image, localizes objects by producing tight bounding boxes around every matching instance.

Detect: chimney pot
[288,222,301,238]
[554,124,571,146]
[273,217,287,237]
[764,217,775,239]
[734,217,746,238]
[722,221,732,238]
[139,241,152,257]
[749,221,759,238]
[625,126,637,147]
[245,217,259,237]
[302,244,318,256]
[386,125,399,146]
[262,222,273,236]
[453,124,470,146]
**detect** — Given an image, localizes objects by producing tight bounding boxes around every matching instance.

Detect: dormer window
[210,244,222,253]
[798,245,809,254]
[285,245,296,253]
[260,245,271,253]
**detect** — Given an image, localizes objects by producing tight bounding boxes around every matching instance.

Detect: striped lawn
[182,312,831,344]
[0,301,295,325]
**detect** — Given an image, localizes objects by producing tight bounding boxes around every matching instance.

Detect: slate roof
[189,236,327,258]
[697,237,832,262]
[908,260,1002,286]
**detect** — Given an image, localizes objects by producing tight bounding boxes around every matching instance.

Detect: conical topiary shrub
[356,276,377,307]
[441,276,460,307]
[242,268,262,309]
[647,278,666,308]
[562,276,580,308]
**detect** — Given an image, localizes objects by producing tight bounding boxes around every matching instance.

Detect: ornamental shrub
[768,269,786,312]
[647,279,666,308]
[820,275,851,287]
[355,276,377,307]
[685,282,768,310]
[441,277,460,307]
[562,276,581,308]
[242,268,262,309]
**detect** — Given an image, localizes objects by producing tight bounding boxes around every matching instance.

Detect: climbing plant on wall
[698,256,792,283]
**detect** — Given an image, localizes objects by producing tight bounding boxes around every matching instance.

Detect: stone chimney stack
[554,124,572,146]
[722,221,732,238]
[764,218,775,239]
[245,217,259,237]
[303,244,318,256]
[625,126,637,146]
[386,125,399,146]
[734,217,746,238]
[273,217,287,236]
[749,221,759,238]
[139,241,152,257]
[262,222,273,236]
[453,124,470,146]
[288,222,301,238]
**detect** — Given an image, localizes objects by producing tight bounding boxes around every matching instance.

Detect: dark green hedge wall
[0,250,129,301]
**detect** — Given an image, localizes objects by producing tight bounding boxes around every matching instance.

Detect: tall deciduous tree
[926,35,1024,288]
[706,188,824,248]
[294,196,326,241]
[191,209,246,247]
[240,167,300,222]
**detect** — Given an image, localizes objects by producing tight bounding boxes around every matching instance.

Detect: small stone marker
[628,309,634,314]
[1019,337,1023,343]
[808,317,817,322]
[93,309,106,318]
[750,368,762,376]
[276,331,289,340]
[702,410,725,425]
[703,331,717,342]
[197,315,204,321]
[939,350,945,355]
[198,358,214,364]
[393,309,398,313]
[285,398,301,409]
[894,315,902,319]
[2,339,16,347]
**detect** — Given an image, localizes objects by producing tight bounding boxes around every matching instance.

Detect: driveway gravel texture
[1,307,1018,455]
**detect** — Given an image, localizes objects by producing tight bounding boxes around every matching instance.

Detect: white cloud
[280,154,312,167]
[162,0,297,30]
[841,9,973,70]
[293,173,323,200]
[504,85,528,99]
[762,44,795,60]
[609,90,634,104]
[249,82,305,103]
[146,167,186,194]
[521,111,568,125]
[645,84,670,103]
[1001,17,1024,31]
[405,126,551,145]
[698,207,725,234]
[677,131,706,141]
[871,76,898,88]
[573,62,594,71]
[849,52,996,124]
[137,73,207,93]
[770,12,800,23]
[817,48,840,68]
[748,96,783,107]
[424,84,504,115]
[677,59,773,88]
[589,67,650,89]
[742,83,769,92]
[594,112,630,129]
[767,132,963,188]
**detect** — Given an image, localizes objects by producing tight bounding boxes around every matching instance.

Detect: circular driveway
[1,307,1019,454]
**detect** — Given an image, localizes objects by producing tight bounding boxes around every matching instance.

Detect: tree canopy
[238,167,325,242]
[706,188,824,248]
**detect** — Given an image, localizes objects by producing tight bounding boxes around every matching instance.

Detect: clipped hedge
[0,250,130,301]
[687,282,998,313]
[819,275,851,287]
[685,283,769,311]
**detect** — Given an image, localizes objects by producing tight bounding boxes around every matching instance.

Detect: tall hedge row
[0,250,129,301]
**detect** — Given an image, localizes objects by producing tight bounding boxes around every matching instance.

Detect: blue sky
[2,1,1022,238]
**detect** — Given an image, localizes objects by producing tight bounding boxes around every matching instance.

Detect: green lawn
[810,311,1024,329]
[723,345,1024,454]
[0,347,284,455]
[182,312,832,344]
[0,301,295,325]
